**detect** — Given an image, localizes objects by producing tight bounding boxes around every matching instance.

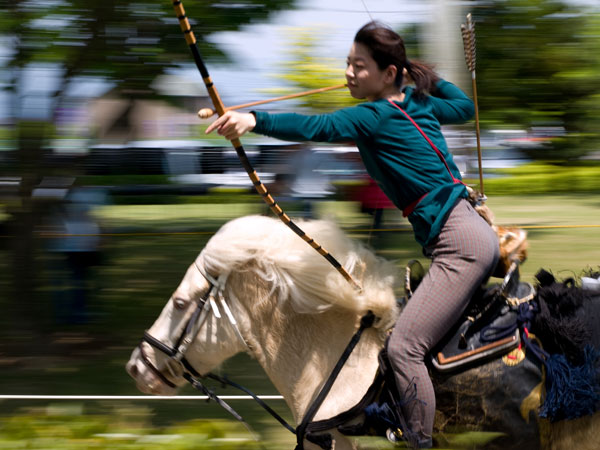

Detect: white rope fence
[0,395,284,401]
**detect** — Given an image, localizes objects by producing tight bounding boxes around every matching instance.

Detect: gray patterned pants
[387,198,500,441]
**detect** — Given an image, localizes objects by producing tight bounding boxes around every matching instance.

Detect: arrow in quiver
[461,13,476,73]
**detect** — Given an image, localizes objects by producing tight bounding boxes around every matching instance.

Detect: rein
[139,262,377,449]
[295,311,376,449]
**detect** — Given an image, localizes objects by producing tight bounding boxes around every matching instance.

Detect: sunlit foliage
[474,0,600,160]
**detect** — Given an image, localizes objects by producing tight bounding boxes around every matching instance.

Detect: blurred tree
[473,0,600,160]
[271,28,358,112]
[0,0,294,343]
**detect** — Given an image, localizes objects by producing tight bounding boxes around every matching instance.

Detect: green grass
[0,410,265,449]
[465,162,600,195]
[483,194,600,281]
[88,193,599,282]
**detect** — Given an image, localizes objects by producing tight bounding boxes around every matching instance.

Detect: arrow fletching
[461,14,476,73]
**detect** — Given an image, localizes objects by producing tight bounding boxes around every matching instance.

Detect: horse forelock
[198,215,399,328]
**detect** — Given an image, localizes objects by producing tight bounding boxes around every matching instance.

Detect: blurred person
[288,146,335,218]
[47,187,104,325]
[354,175,395,232]
[206,21,499,448]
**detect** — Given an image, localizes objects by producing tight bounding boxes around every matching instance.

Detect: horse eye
[173,298,189,310]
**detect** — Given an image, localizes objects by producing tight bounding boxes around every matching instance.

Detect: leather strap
[387,99,465,217]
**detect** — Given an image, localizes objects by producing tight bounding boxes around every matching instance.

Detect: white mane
[199,215,399,328]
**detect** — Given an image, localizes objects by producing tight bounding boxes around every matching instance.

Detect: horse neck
[229,271,385,423]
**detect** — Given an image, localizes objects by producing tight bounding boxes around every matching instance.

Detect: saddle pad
[430,304,521,373]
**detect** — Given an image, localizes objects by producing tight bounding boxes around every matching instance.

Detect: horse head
[126,257,252,395]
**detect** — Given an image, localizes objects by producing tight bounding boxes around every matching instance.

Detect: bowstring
[360,0,375,21]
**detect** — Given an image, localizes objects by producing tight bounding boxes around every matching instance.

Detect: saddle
[402,259,534,372]
[429,263,534,372]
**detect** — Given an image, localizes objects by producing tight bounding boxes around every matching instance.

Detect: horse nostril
[128,363,138,377]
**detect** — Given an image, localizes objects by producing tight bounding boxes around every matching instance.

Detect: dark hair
[354,21,439,96]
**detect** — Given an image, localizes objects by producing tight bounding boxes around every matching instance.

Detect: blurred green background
[0,0,599,448]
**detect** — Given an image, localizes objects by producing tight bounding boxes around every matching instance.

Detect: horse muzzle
[126,345,180,396]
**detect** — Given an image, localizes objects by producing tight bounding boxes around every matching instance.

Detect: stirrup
[386,427,433,448]
[386,427,403,444]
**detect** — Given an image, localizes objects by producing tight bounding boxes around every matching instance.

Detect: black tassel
[539,346,600,421]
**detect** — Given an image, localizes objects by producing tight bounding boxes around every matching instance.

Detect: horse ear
[535,269,556,287]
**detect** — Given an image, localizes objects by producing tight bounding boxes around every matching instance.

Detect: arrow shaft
[199,84,347,118]
[471,74,484,196]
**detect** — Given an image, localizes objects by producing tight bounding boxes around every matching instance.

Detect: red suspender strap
[387,99,465,217]
[402,193,428,217]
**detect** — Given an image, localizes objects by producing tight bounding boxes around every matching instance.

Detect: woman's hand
[205,111,256,140]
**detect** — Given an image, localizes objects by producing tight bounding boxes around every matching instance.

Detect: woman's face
[346,42,395,101]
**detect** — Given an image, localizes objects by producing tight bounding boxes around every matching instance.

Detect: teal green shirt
[252,80,474,247]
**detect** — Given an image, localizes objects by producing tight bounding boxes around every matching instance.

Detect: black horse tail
[533,269,592,365]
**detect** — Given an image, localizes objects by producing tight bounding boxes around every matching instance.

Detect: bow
[170,0,361,291]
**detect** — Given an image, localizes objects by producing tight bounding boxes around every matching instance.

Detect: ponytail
[404,59,439,97]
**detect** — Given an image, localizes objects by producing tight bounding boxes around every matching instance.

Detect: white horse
[127,215,398,448]
[126,215,599,449]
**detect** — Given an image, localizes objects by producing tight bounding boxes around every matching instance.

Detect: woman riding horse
[206,21,500,448]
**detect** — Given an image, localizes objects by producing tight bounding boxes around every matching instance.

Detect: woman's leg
[387,199,500,442]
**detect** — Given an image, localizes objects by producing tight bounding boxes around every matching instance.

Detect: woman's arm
[206,105,379,143]
[428,80,474,124]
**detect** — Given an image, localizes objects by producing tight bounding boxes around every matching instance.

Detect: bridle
[138,262,246,388]
[136,261,298,441]
[136,260,377,450]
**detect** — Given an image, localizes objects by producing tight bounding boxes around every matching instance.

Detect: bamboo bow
[170,0,361,291]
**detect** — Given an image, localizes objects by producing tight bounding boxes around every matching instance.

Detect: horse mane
[199,215,399,329]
